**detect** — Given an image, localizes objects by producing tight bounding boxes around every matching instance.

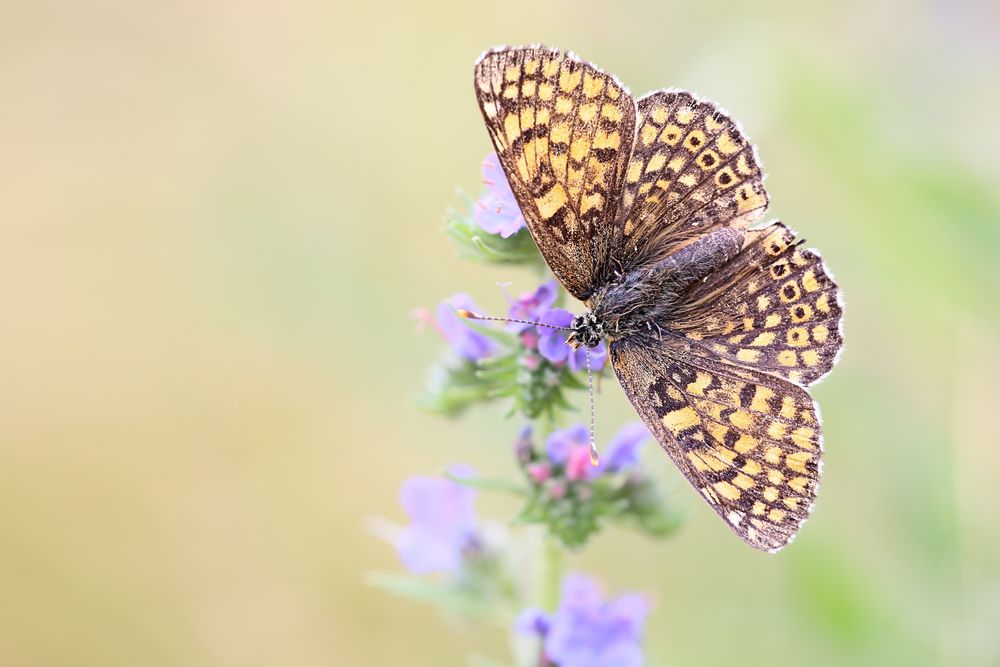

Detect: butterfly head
[567,312,605,350]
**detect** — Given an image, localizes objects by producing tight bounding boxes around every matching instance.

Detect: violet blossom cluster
[514,424,680,548]
[371,153,682,667]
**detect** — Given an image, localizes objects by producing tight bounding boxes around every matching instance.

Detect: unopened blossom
[514,425,535,464]
[528,463,552,483]
[565,446,592,482]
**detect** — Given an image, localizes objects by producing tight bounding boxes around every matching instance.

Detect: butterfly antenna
[586,347,599,467]
[457,309,571,331]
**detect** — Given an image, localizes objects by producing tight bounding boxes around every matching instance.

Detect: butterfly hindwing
[674,223,844,386]
[474,46,637,298]
[616,91,768,265]
[611,334,822,551]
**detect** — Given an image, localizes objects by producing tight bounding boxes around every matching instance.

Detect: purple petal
[396,470,478,574]
[436,294,496,362]
[601,423,651,473]
[547,424,589,464]
[592,343,608,370]
[543,575,649,667]
[593,642,644,667]
[607,593,650,635]
[397,530,465,573]
[539,308,574,329]
[515,608,552,637]
[506,281,558,333]
[558,573,605,611]
[474,153,526,238]
[399,473,476,530]
[568,341,608,372]
[537,309,574,364]
[538,330,570,364]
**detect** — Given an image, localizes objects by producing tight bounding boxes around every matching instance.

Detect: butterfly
[471,45,843,552]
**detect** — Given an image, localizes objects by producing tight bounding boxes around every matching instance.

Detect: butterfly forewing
[616,91,768,266]
[611,335,822,551]
[474,46,637,298]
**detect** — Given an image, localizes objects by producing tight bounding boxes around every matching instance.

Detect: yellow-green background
[2,1,999,665]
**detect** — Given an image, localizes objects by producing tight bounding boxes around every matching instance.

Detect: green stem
[539,535,566,613]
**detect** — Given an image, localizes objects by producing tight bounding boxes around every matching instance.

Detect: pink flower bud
[548,482,566,499]
[520,329,540,350]
[522,353,541,371]
[528,463,551,483]
[566,445,592,482]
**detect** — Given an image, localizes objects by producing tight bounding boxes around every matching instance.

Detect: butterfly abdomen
[592,228,744,339]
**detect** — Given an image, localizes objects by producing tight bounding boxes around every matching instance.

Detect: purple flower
[516,608,551,636]
[396,467,479,573]
[516,575,650,667]
[506,281,558,333]
[537,309,575,363]
[567,340,608,373]
[546,424,589,465]
[599,423,651,474]
[435,294,496,362]
[544,423,649,479]
[474,153,527,238]
[535,309,608,372]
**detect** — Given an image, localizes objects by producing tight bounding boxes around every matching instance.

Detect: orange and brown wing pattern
[616,91,767,264]
[474,46,637,299]
[611,335,822,551]
[674,223,844,386]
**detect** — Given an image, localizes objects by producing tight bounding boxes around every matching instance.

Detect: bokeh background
[2,1,999,665]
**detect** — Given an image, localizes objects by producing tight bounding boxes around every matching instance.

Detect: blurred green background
[2,1,999,665]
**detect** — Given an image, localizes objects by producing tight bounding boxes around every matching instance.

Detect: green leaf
[444,200,543,267]
[364,572,491,617]
[444,471,528,497]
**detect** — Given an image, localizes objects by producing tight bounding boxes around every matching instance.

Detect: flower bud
[565,446,592,482]
[514,425,534,464]
[519,328,540,350]
[521,353,541,371]
[528,463,551,483]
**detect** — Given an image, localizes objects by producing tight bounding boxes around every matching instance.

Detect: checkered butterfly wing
[614,91,768,268]
[474,46,637,299]
[474,46,841,551]
[672,223,844,386]
[611,334,822,551]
